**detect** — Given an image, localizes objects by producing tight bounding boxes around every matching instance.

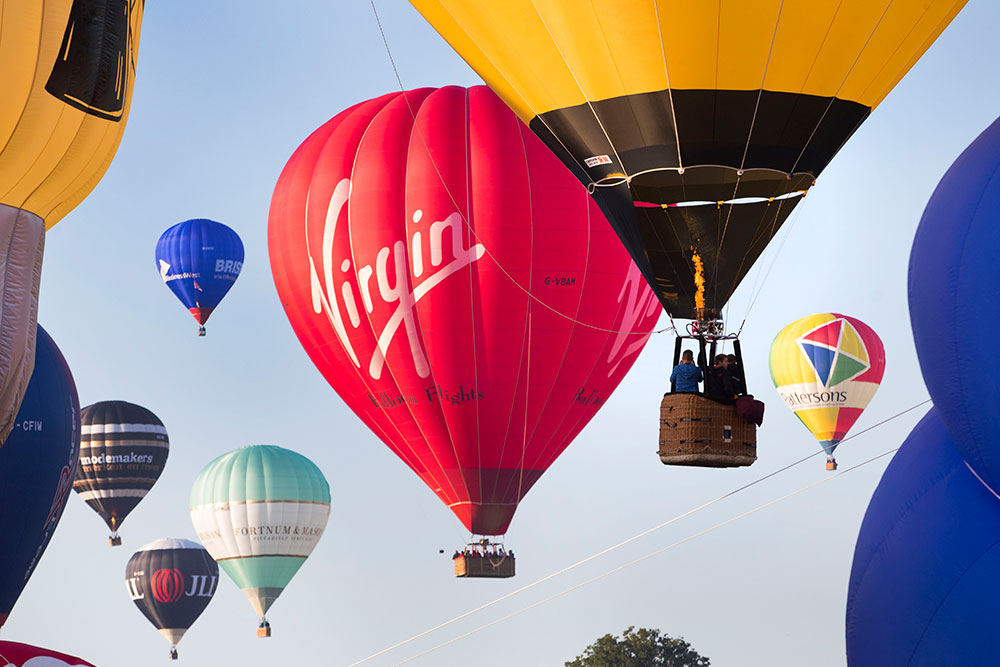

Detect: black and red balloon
[125,538,218,659]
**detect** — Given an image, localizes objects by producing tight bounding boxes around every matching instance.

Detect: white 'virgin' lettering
[606,263,660,377]
[307,178,485,379]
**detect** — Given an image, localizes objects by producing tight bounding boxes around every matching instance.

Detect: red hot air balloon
[269,86,659,539]
[0,641,96,666]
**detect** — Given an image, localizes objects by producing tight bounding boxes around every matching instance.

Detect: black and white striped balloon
[72,400,168,545]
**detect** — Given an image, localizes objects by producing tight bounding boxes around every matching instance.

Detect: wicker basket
[658,393,757,468]
[453,554,515,578]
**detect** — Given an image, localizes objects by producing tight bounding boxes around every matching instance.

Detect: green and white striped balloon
[189,445,330,631]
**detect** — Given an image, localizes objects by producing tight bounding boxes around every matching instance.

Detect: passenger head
[727,354,737,365]
[681,349,694,363]
[714,354,728,367]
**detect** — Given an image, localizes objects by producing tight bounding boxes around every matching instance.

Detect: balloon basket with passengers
[660,310,764,469]
[452,539,515,579]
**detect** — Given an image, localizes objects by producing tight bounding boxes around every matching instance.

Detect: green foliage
[565,626,710,667]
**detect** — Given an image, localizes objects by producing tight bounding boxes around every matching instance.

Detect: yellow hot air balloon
[0,0,143,441]
[769,313,885,469]
[409,0,966,326]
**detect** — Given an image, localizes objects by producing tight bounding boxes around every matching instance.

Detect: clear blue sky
[6,1,1000,665]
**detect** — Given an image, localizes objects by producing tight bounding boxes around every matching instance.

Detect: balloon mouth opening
[634,189,806,209]
[587,164,814,191]
[189,307,214,326]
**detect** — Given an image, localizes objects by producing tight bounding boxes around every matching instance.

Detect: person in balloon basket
[707,354,738,405]
[726,354,746,396]
[670,349,703,392]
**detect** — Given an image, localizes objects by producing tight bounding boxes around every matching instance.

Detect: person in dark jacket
[726,354,746,396]
[707,354,737,405]
[670,349,703,392]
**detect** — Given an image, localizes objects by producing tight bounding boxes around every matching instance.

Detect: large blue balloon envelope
[155,218,244,336]
[846,409,1000,666]
[0,325,80,628]
[909,115,1000,490]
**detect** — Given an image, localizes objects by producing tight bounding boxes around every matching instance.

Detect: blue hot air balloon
[909,114,1000,490]
[0,325,80,629]
[846,409,1000,666]
[847,114,1000,666]
[155,219,244,336]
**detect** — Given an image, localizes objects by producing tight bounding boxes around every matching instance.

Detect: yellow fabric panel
[411,1,572,124]
[714,1,783,91]
[411,0,967,114]
[839,321,868,364]
[555,2,666,105]
[794,406,841,442]
[769,312,834,387]
[0,1,43,151]
[838,0,967,105]
[0,0,143,228]
[762,1,863,96]
[44,121,119,224]
[657,2,719,90]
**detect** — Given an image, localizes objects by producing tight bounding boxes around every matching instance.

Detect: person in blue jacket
[670,349,703,392]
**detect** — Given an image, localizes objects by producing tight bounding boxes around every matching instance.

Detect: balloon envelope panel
[846,409,1000,666]
[0,205,44,445]
[909,114,1000,492]
[0,0,144,226]
[268,86,660,536]
[0,326,80,627]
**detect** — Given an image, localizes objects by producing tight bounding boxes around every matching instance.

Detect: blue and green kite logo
[796,318,871,388]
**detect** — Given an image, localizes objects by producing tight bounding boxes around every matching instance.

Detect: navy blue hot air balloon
[155,219,244,336]
[0,325,80,629]
[846,410,1000,666]
[910,114,1000,491]
[847,115,1000,665]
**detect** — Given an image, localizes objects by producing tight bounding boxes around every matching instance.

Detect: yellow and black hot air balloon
[0,0,143,441]
[410,0,965,324]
